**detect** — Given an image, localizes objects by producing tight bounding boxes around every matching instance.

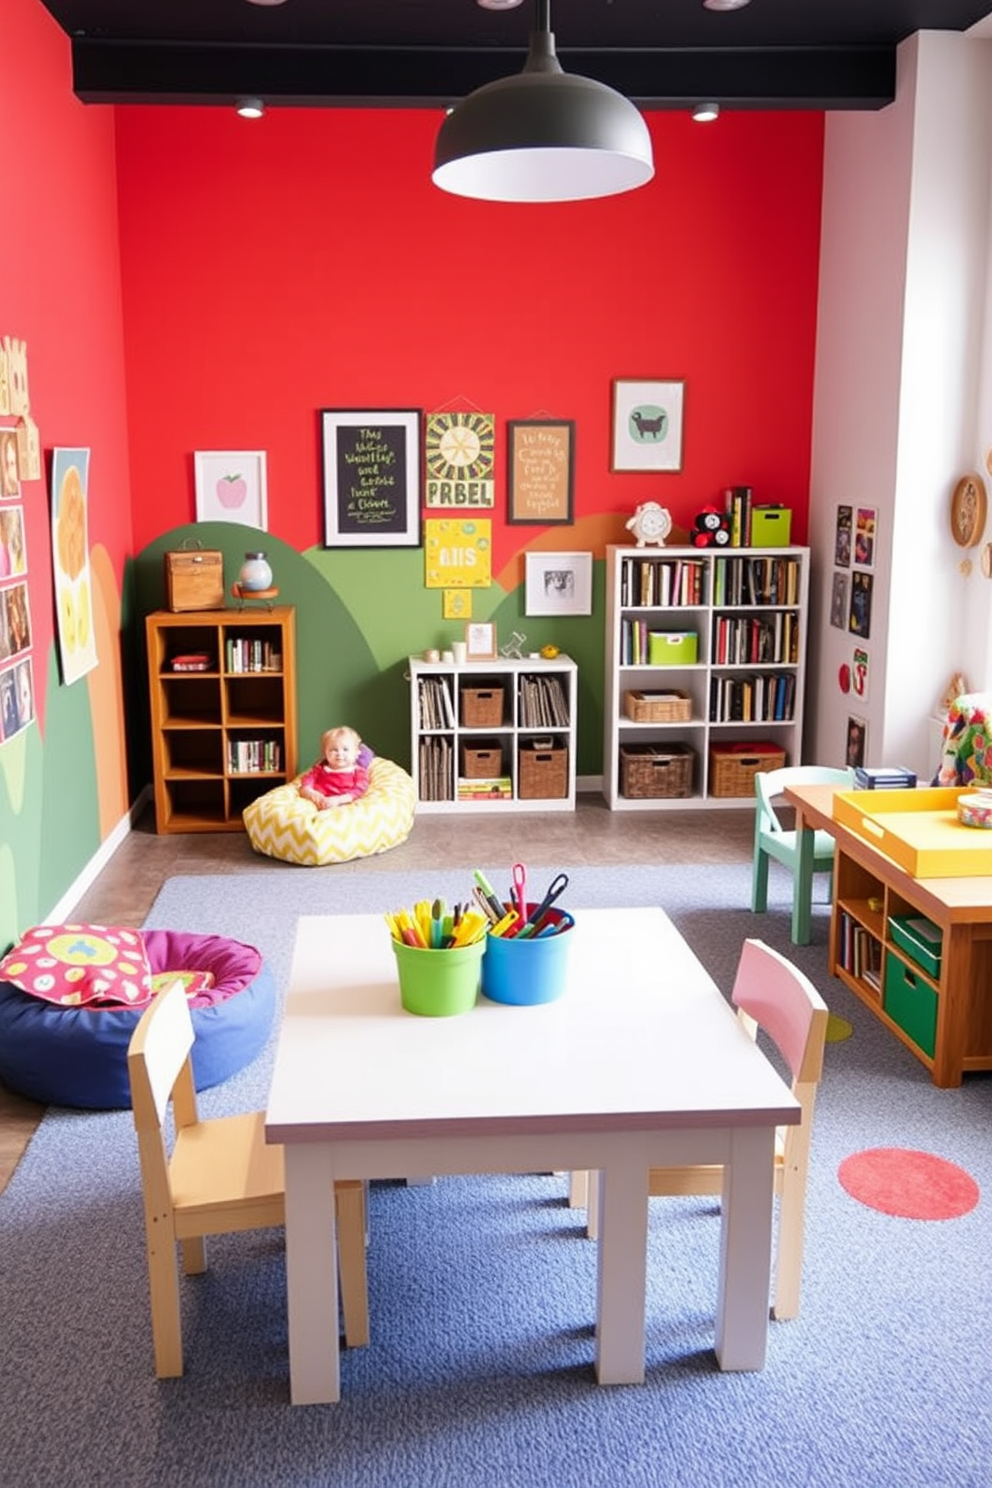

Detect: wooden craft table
[266,908,798,1405]
[784,783,992,1087]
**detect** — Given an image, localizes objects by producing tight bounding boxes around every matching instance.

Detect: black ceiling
[36,0,992,112]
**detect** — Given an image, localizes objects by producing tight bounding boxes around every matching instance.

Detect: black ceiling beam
[69,39,896,111]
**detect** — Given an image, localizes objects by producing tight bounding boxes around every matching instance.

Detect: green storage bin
[751,506,792,546]
[648,630,698,665]
[883,951,938,1058]
[888,914,942,977]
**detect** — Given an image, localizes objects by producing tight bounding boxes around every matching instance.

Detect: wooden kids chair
[570,938,829,1321]
[127,978,369,1377]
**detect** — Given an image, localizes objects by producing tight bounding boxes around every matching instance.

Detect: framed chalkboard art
[507,419,574,525]
[321,409,422,548]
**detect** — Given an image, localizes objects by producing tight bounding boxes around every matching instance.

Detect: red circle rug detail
[838,1147,980,1221]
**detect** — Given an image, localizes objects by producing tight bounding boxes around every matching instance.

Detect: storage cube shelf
[145,607,297,833]
[603,545,809,809]
[410,655,576,812]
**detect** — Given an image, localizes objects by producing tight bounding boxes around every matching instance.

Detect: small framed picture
[507,419,575,524]
[612,379,684,472]
[830,571,849,629]
[465,621,497,660]
[194,451,268,529]
[846,714,867,769]
[525,551,593,617]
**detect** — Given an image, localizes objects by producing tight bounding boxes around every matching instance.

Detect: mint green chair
[751,765,855,945]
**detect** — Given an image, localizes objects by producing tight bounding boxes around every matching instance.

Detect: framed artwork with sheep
[611,379,684,472]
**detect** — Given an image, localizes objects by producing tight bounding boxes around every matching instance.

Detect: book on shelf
[171,653,212,672]
[457,776,512,799]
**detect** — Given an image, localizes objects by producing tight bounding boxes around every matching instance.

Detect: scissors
[520,871,569,934]
[511,862,527,921]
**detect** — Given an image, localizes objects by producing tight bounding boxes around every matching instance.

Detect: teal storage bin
[883,951,938,1058]
[648,631,698,666]
[888,915,942,977]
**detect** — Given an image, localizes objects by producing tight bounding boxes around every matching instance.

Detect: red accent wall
[0,0,133,730]
[115,105,824,560]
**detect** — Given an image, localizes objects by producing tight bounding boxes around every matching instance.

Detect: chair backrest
[127,978,198,1137]
[731,938,829,1086]
[755,765,855,837]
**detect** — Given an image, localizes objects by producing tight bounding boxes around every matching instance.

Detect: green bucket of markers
[392,936,485,1017]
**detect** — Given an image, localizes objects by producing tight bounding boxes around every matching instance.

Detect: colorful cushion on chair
[0,924,153,1008]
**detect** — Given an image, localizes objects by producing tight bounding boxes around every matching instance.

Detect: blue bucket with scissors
[481,871,573,1006]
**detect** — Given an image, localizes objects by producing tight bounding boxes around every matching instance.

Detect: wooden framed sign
[321,409,422,548]
[507,420,575,525]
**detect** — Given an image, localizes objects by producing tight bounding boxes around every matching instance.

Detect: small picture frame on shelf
[464,621,497,660]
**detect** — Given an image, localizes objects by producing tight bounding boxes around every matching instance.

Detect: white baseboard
[45,786,151,924]
[577,774,603,795]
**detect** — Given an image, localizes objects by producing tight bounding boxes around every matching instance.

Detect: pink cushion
[0,924,152,1008]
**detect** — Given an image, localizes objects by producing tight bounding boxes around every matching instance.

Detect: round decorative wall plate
[950,472,987,548]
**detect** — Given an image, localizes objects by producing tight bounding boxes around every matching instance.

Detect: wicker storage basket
[709,742,786,798]
[623,689,692,724]
[460,685,504,729]
[461,741,504,779]
[620,743,694,800]
[518,740,568,800]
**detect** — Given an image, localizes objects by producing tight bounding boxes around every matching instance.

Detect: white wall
[808,32,992,780]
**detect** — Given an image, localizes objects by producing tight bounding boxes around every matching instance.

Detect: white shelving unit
[602,544,810,810]
[409,655,577,813]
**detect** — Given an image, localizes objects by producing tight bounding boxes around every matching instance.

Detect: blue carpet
[1,863,990,1488]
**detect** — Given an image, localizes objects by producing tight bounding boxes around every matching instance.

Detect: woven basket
[623,689,692,724]
[460,686,504,729]
[620,743,694,800]
[709,743,786,798]
[518,741,568,800]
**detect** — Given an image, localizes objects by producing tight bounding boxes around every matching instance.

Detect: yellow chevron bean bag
[243,756,416,866]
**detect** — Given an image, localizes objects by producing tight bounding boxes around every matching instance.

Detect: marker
[472,869,505,921]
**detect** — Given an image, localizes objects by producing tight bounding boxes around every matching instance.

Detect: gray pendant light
[432,0,654,203]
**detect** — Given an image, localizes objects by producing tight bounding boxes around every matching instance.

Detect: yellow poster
[425,518,491,589]
[442,589,472,619]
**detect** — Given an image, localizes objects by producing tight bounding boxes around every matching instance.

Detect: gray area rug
[1,862,990,1488]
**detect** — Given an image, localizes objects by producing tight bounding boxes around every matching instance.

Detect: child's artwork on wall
[424,518,492,588]
[424,411,495,509]
[830,571,848,629]
[846,714,867,769]
[849,570,873,639]
[855,506,876,567]
[834,504,852,567]
[51,447,98,685]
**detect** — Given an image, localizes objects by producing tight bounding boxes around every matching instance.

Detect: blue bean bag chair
[0,927,275,1110]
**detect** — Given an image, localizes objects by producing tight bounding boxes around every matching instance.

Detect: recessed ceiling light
[703,0,751,11]
[477,0,525,9]
[692,102,720,122]
[236,97,265,118]
[244,0,288,7]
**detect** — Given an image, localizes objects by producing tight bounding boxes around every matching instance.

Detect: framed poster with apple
[194,451,268,529]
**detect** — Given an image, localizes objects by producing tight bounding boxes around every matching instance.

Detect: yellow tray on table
[832,787,992,878]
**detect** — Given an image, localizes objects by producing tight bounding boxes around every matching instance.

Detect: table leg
[594,1158,649,1385]
[793,813,816,945]
[714,1125,776,1370]
[284,1143,340,1405]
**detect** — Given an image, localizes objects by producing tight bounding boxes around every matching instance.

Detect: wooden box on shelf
[518,739,568,800]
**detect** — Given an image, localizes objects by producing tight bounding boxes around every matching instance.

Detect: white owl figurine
[625,501,673,548]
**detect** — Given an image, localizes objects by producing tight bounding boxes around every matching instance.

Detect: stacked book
[456,776,512,801]
[853,766,917,790]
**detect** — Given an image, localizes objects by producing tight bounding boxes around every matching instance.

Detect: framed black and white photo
[321,409,421,548]
[524,551,593,617]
